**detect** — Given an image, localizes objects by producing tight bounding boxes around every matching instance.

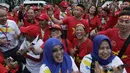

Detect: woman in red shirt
[72,24,93,67]
[85,5,101,32]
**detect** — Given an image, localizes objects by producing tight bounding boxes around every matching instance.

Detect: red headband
[76,6,84,12]
[75,24,85,28]
[119,15,130,19]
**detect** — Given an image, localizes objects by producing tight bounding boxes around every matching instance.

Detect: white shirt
[39,56,79,73]
[19,36,44,73]
[26,51,43,73]
[0,20,20,52]
[80,54,127,73]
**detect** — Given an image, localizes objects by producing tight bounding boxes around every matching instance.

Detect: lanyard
[0,23,9,41]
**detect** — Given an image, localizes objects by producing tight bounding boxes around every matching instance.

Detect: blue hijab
[42,38,72,73]
[90,35,115,65]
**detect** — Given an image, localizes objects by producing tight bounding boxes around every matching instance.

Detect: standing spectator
[100,7,117,30]
[19,25,43,73]
[8,6,19,24]
[54,1,71,39]
[48,4,89,42]
[38,13,50,42]
[0,9,23,73]
[23,8,39,27]
[85,4,101,32]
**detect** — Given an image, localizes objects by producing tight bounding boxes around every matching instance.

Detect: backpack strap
[118,35,130,58]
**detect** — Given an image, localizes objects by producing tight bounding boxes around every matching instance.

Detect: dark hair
[88,5,97,16]
[9,6,15,12]
[123,0,130,3]
[77,4,85,11]
[102,7,110,14]
[118,10,130,17]
[123,6,130,11]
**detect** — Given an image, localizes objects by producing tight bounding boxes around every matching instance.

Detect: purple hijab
[42,38,72,73]
[91,35,115,65]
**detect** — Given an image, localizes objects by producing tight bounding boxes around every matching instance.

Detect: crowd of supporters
[0,0,130,73]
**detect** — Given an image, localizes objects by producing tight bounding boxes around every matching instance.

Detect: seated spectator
[80,35,127,73]
[39,38,79,73]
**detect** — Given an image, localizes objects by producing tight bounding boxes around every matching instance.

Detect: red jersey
[7,12,19,24]
[63,16,89,42]
[104,16,118,30]
[23,18,39,27]
[99,16,118,30]
[85,14,101,31]
[54,10,71,20]
[41,26,50,42]
[72,38,92,67]
[99,28,130,73]
[62,39,73,54]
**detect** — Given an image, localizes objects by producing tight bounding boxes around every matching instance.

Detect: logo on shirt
[111,40,116,47]
[72,27,75,34]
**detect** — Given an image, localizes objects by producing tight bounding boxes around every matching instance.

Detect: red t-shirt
[99,16,118,30]
[72,38,92,58]
[23,18,39,27]
[54,10,71,20]
[99,28,130,73]
[85,14,101,31]
[7,12,19,24]
[0,63,8,73]
[72,38,92,67]
[61,39,73,54]
[63,16,89,42]
[104,16,118,30]
[42,26,51,42]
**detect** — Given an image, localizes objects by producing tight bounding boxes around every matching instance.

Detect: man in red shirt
[38,13,50,42]
[97,11,130,73]
[8,6,19,24]
[48,4,89,42]
[54,1,70,20]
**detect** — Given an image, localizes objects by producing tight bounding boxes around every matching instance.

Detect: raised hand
[94,61,102,73]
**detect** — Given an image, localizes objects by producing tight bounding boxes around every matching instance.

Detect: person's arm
[39,64,51,73]
[47,9,63,24]
[70,56,79,72]
[24,53,43,62]
[80,55,91,73]
[49,15,63,24]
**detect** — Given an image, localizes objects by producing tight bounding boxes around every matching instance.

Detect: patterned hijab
[42,38,72,73]
[90,35,115,65]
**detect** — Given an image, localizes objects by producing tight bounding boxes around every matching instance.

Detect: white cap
[0,3,10,9]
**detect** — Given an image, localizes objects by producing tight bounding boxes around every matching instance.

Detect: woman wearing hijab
[39,38,79,73]
[80,35,127,73]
